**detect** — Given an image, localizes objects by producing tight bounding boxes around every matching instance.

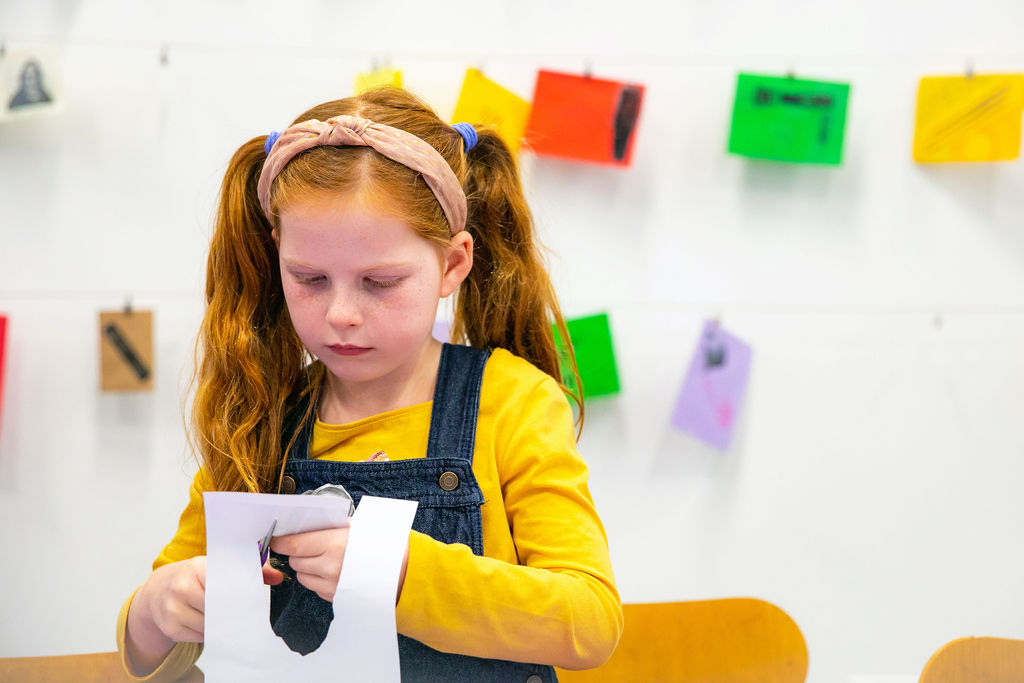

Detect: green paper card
[728,73,850,165]
[554,312,620,400]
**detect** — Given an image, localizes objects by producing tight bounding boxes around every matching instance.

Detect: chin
[321,357,389,383]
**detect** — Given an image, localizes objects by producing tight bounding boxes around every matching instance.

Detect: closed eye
[366,277,402,289]
[293,273,326,285]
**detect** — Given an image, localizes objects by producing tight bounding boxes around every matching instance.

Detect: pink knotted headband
[257,115,467,234]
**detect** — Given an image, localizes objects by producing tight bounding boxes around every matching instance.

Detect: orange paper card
[451,68,530,154]
[913,73,1024,162]
[526,70,644,166]
[99,310,154,392]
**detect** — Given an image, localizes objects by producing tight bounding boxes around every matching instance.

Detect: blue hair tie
[452,122,478,153]
[264,131,281,156]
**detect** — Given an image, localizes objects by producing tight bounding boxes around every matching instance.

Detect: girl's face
[276,192,469,392]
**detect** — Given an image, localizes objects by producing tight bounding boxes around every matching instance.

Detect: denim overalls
[269,343,558,683]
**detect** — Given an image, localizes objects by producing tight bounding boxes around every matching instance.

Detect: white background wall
[1,2,1023,681]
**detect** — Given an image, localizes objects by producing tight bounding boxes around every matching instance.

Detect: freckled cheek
[282,286,329,330]
[371,288,435,328]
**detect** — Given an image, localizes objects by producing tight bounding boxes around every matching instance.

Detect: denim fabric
[270,344,557,683]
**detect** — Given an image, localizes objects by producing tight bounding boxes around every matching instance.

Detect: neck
[317,338,443,424]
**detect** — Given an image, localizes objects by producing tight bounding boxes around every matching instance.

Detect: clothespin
[123,296,133,316]
[159,45,169,67]
[583,59,593,79]
[704,313,726,369]
[965,58,974,81]
[704,311,723,343]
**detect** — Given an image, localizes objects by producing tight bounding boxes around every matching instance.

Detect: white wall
[2,2,1023,681]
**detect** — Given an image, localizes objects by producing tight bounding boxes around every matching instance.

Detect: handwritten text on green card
[728,73,850,165]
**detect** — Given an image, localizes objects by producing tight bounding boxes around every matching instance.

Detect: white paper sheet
[201,492,417,682]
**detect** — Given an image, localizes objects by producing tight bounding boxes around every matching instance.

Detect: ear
[440,231,473,298]
[271,228,280,247]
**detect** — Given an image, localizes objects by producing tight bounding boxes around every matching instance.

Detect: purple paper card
[432,319,451,343]
[671,320,752,451]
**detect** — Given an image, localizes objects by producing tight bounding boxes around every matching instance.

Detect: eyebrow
[281,259,414,271]
[281,258,321,270]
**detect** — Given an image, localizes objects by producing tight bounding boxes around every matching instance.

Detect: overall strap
[280,368,318,463]
[425,344,492,462]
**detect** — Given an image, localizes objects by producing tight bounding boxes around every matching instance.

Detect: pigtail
[454,128,584,426]
[190,136,318,492]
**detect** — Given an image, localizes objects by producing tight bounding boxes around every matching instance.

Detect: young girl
[117,87,622,681]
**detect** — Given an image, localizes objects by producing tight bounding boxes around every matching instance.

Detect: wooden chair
[919,636,1024,683]
[0,652,203,682]
[556,598,808,682]
[0,600,807,682]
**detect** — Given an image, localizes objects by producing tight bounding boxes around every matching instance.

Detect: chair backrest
[556,598,808,682]
[0,652,203,682]
[0,600,810,683]
[920,636,1024,683]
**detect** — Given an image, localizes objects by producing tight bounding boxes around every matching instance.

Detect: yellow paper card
[354,67,402,95]
[451,68,530,154]
[913,74,1024,162]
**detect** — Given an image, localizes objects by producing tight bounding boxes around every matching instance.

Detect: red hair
[191,88,581,493]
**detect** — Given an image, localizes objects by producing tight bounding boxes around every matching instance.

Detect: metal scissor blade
[258,518,278,565]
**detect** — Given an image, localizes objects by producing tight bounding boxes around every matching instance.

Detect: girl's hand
[132,557,207,645]
[125,557,206,675]
[270,526,411,603]
[270,528,350,602]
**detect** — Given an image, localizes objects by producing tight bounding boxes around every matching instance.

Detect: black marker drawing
[9,59,53,110]
[704,342,727,369]
[612,85,642,161]
[104,324,150,381]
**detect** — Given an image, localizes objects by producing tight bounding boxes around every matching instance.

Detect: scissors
[257,518,277,566]
[258,484,353,567]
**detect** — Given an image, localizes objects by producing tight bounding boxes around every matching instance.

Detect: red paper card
[0,316,7,438]
[526,70,644,166]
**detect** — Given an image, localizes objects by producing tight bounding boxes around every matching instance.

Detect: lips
[327,344,371,356]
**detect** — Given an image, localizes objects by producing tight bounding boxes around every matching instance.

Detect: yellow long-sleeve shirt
[117,348,622,679]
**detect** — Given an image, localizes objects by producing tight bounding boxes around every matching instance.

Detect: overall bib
[270,344,558,683]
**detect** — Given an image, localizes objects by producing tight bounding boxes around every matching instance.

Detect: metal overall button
[438,471,460,492]
[525,675,543,683]
[281,475,297,494]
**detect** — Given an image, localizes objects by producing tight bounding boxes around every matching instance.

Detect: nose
[325,292,363,328]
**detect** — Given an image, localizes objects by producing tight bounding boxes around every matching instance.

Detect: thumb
[262,562,284,586]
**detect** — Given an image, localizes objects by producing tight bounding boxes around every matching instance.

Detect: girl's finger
[270,528,349,558]
[294,572,335,602]
[170,603,205,636]
[193,557,207,590]
[262,563,284,586]
[287,554,336,581]
[183,586,206,613]
[176,624,205,643]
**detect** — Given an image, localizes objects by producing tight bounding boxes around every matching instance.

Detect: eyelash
[291,274,402,289]
[366,278,401,289]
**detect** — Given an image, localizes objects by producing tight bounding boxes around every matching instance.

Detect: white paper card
[202,492,417,682]
[0,48,63,121]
